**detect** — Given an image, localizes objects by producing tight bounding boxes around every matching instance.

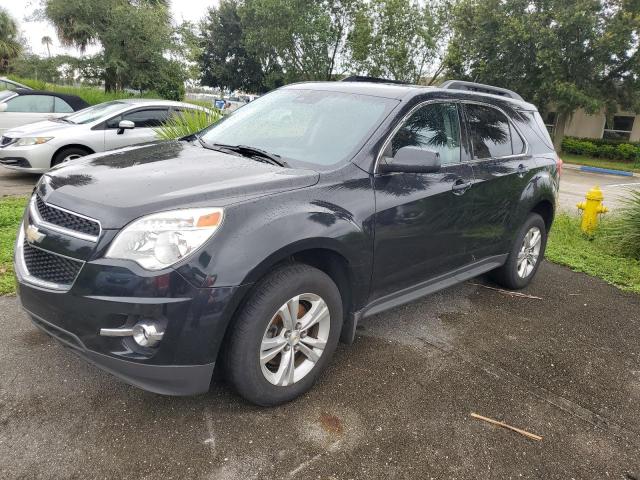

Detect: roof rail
[341,75,408,85]
[439,80,524,102]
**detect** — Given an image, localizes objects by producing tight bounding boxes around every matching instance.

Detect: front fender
[175,188,374,292]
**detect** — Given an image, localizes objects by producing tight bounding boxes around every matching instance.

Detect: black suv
[14,79,560,406]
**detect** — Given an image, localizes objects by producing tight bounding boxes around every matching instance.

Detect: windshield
[200,89,397,167]
[64,101,128,124]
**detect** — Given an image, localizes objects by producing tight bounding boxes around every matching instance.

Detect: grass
[0,196,27,295]
[560,152,640,173]
[546,214,640,294]
[7,75,164,106]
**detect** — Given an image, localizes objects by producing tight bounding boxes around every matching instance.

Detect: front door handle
[452,179,472,195]
[517,163,529,177]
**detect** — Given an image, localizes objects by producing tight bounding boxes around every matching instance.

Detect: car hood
[4,119,76,137]
[37,141,319,229]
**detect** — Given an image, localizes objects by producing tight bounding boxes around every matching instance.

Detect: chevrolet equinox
[14,78,560,406]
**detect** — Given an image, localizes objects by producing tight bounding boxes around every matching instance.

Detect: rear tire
[224,263,343,406]
[51,147,90,167]
[490,213,547,290]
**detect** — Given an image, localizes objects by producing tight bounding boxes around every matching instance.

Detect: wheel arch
[530,198,555,231]
[213,241,359,375]
[51,144,95,166]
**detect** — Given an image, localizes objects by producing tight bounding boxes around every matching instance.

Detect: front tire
[224,263,343,406]
[51,147,90,167]
[490,213,547,290]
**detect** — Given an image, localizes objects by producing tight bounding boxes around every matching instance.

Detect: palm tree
[0,8,21,72]
[41,35,53,57]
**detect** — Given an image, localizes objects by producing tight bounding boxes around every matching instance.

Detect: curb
[563,162,638,178]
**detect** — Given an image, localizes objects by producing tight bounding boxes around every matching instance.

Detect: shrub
[154,107,223,140]
[561,136,640,161]
[605,190,640,260]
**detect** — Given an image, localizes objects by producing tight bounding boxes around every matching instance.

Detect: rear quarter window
[513,109,555,154]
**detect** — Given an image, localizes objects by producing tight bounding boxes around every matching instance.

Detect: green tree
[240,0,356,85]
[200,0,266,92]
[346,0,440,83]
[44,0,183,97]
[445,0,640,148]
[0,8,22,73]
[41,35,53,57]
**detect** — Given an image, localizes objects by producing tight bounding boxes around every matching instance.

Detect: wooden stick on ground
[468,283,543,300]
[470,412,543,441]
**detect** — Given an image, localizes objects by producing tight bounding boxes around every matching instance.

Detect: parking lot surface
[558,167,640,212]
[1,262,639,479]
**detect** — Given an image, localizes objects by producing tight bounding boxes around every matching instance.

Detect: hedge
[561,136,640,161]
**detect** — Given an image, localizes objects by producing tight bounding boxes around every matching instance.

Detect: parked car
[0,77,32,91]
[0,99,203,172]
[0,89,88,136]
[14,79,560,406]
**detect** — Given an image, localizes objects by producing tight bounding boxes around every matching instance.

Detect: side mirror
[117,119,135,134]
[0,103,7,112]
[378,146,441,174]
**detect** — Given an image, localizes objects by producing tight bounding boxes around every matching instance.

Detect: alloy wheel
[260,293,330,386]
[517,226,542,278]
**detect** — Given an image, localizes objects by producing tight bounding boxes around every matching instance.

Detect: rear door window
[464,104,513,159]
[54,97,74,113]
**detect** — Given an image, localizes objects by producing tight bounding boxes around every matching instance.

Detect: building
[544,109,640,142]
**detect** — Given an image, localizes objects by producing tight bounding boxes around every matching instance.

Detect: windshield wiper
[199,139,288,167]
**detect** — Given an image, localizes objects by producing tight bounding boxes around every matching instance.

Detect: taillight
[555,154,563,177]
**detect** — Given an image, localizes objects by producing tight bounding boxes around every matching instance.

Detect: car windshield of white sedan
[64,101,128,124]
[199,89,397,166]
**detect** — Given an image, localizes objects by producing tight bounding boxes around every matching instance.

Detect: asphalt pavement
[1,261,639,479]
[558,166,640,213]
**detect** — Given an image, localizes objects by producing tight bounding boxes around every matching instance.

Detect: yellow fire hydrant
[576,186,608,234]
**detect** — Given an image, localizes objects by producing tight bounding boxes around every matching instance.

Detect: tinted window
[465,104,512,159]
[386,102,461,165]
[107,108,170,128]
[512,128,525,154]
[54,97,73,113]
[5,94,54,113]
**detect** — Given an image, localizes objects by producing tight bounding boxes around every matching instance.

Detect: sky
[0,0,218,57]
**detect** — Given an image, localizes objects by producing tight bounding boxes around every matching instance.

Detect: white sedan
[0,99,203,173]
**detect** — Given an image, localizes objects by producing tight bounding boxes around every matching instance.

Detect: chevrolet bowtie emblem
[26,224,45,244]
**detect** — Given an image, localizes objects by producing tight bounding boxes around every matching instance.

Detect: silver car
[0,99,202,173]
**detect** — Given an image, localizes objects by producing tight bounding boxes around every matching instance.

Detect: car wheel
[52,147,90,167]
[490,213,547,290]
[224,263,343,406]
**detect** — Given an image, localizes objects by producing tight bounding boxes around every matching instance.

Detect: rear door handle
[517,163,529,177]
[452,179,472,195]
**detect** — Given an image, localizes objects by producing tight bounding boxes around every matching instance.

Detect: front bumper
[0,142,56,172]
[28,310,215,395]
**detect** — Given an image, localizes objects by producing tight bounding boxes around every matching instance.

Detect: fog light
[132,322,165,347]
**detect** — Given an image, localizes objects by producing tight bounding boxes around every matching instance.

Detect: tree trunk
[552,111,569,152]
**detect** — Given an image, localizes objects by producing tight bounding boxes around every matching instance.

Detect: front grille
[0,136,15,146]
[22,240,83,286]
[35,196,100,237]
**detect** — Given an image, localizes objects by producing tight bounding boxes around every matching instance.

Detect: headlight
[105,208,224,270]
[15,137,54,146]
